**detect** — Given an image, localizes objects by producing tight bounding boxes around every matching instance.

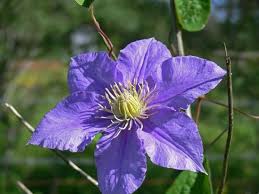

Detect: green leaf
[74,0,94,8]
[191,158,214,194]
[174,0,211,31]
[166,171,198,194]
[165,158,213,194]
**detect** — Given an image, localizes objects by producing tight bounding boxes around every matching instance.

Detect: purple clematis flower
[28,38,226,194]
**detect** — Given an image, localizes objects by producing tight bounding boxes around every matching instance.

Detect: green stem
[217,44,234,194]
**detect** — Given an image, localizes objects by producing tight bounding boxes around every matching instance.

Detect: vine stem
[202,97,259,120]
[205,128,228,152]
[89,5,117,60]
[195,96,204,124]
[4,103,98,187]
[170,0,192,117]
[16,181,33,194]
[217,43,234,194]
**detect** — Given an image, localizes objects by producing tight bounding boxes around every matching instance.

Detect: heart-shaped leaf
[74,0,94,8]
[174,0,211,31]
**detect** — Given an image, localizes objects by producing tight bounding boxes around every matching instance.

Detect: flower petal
[95,129,147,194]
[68,52,121,93]
[152,56,226,110]
[28,91,106,152]
[138,108,205,173]
[117,38,171,83]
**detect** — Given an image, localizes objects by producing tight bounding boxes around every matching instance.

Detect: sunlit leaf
[174,0,211,31]
[74,0,94,8]
[166,171,197,194]
[165,157,213,194]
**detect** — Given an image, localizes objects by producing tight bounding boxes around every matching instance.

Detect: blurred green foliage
[174,0,211,31]
[75,0,94,8]
[1,0,259,194]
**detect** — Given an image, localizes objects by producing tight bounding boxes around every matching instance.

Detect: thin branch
[205,128,228,152]
[16,180,33,194]
[217,43,234,194]
[89,5,117,60]
[202,97,259,120]
[195,96,204,124]
[54,151,98,186]
[4,103,98,187]
[4,103,34,132]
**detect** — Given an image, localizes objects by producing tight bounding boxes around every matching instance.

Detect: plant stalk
[217,44,234,194]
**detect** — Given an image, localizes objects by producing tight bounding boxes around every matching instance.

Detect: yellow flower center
[104,82,147,120]
[113,90,144,119]
[97,81,158,136]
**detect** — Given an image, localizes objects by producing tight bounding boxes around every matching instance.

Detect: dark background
[1,0,259,193]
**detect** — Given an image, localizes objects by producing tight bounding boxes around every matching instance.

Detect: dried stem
[195,96,204,124]
[4,103,98,187]
[217,44,234,194]
[89,5,117,60]
[16,180,33,194]
[169,0,192,117]
[202,97,259,120]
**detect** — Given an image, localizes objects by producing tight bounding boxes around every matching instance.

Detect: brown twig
[4,103,98,187]
[205,128,228,152]
[217,43,234,194]
[202,97,259,120]
[89,5,117,60]
[16,180,34,194]
[195,96,204,124]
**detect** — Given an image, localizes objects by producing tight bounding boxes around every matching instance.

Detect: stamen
[128,119,133,130]
[119,121,129,130]
[143,104,161,111]
[111,119,120,124]
[98,104,113,113]
[102,122,121,135]
[99,81,160,137]
[142,84,157,102]
[139,115,149,119]
[105,93,112,104]
[105,88,116,100]
[113,114,126,122]
[96,115,115,120]
[110,128,123,140]
[134,118,143,131]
